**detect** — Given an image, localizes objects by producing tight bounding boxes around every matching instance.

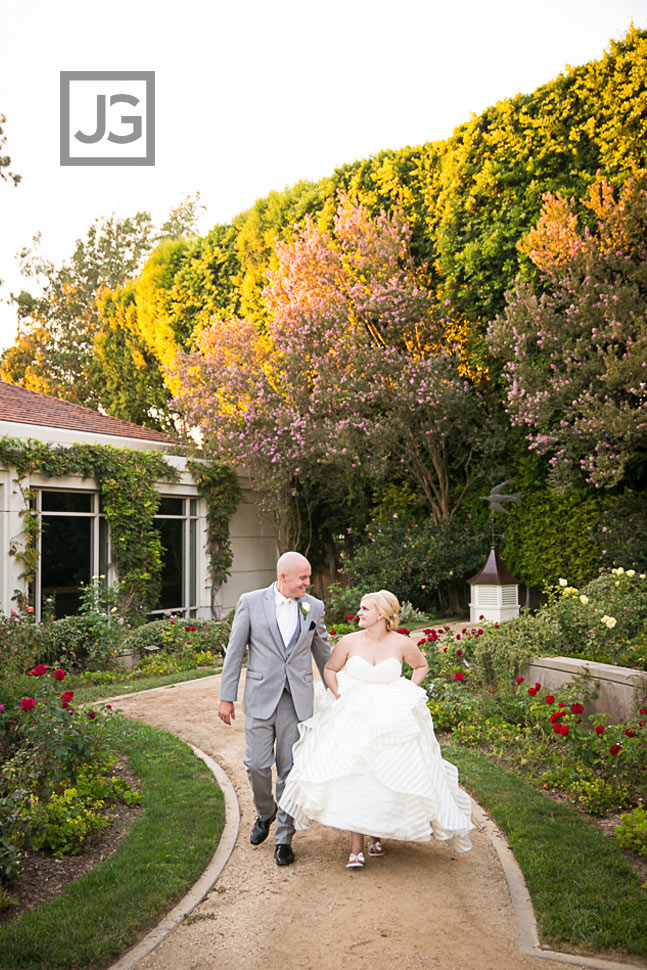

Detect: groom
[218,551,329,866]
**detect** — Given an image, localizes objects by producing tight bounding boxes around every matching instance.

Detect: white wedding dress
[279,655,474,850]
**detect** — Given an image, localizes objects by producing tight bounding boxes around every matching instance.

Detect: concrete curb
[472,800,647,970]
[105,743,240,970]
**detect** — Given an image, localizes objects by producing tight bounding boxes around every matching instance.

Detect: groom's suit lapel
[262,586,288,656]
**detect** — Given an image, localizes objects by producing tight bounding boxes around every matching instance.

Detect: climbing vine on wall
[188,458,242,616]
[0,437,241,620]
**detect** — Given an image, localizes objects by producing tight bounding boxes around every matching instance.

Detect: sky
[1,0,647,352]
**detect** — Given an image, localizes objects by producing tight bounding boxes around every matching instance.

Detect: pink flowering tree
[488,175,647,488]
[173,197,493,544]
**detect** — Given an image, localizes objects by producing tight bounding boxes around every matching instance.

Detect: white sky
[1,0,646,351]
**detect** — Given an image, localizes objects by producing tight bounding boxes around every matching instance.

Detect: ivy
[0,438,241,620]
[188,459,242,615]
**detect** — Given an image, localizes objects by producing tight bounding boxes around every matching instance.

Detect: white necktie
[277,598,297,646]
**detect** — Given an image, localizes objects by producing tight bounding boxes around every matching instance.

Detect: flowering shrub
[120,612,234,661]
[419,625,489,731]
[0,665,130,884]
[547,569,647,666]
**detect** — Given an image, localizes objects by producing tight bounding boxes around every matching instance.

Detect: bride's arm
[324,639,351,698]
[401,639,429,686]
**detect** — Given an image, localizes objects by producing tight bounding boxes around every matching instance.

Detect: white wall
[0,442,277,619]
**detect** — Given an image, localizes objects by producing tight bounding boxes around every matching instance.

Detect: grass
[446,741,647,958]
[0,717,225,970]
[68,664,223,705]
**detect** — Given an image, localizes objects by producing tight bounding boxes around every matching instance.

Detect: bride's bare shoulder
[336,630,362,645]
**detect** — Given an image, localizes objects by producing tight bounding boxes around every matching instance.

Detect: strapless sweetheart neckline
[347,655,402,669]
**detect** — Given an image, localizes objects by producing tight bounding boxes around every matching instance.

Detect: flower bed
[0,664,139,904]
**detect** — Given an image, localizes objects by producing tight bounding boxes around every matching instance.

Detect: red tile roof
[0,381,172,443]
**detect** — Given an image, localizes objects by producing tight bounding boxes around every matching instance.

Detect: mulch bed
[0,756,142,926]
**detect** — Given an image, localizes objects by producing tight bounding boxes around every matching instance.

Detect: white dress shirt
[274,584,298,646]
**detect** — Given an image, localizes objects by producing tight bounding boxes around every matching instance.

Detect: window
[150,497,198,618]
[34,489,107,620]
[33,489,198,621]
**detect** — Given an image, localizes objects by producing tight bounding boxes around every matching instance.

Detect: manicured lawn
[0,718,225,970]
[447,742,647,958]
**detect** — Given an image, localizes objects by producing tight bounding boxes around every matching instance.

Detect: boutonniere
[300,601,311,618]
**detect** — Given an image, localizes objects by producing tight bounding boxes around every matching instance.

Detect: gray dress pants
[243,687,300,845]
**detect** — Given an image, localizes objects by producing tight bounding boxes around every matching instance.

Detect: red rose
[625,729,636,738]
[595,725,605,735]
[545,695,555,704]
[528,688,537,697]
[87,711,96,720]
[32,664,47,677]
[453,672,465,682]
[330,629,337,636]
[534,683,541,690]
[494,623,500,629]
[347,614,354,620]
[479,615,484,620]
[516,677,524,684]
[570,703,584,714]
[424,629,432,634]
[20,697,35,711]
[609,744,621,755]
[640,708,647,715]
[54,668,66,681]
[443,647,448,653]
[456,649,463,656]
[559,724,570,736]
[477,629,484,635]
[558,703,567,708]
[552,723,562,734]
[456,634,461,641]
[61,700,69,709]
[550,711,564,722]
[61,690,74,702]
[640,721,645,727]
[417,639,426,646]
[105,704,112,709]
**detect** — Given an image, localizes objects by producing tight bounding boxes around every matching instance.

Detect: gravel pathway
[112,672,601,970]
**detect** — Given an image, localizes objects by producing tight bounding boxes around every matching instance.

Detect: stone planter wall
[525,656,647,723]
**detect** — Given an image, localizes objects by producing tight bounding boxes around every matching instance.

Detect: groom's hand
[218,700,236,725]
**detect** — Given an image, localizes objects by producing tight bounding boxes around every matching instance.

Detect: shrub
[544,570,647,668]
[616,804,647,862]
[470,612,562,687]
[120,612,234,660]
[324,583,366,625]
[340,515,489,613]
[36,615,124,672]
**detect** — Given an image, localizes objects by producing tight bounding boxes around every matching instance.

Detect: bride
[279,589,474,868]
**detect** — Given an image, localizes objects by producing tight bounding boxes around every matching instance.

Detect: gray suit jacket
[219,585,330,721]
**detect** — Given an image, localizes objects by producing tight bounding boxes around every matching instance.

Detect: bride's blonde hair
[362,590,400,631]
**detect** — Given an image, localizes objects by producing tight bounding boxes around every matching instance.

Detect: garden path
[110,672,601,970]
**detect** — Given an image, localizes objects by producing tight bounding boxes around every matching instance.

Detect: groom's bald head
[276,551,311,598]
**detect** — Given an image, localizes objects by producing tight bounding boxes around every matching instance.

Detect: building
[0,381,277,620]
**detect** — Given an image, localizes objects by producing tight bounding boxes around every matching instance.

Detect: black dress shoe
[250,810,277,845]
[274,843,295,866]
